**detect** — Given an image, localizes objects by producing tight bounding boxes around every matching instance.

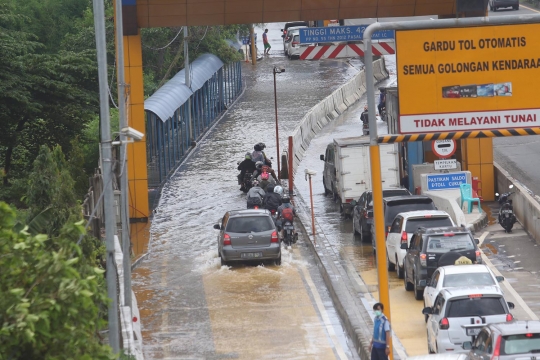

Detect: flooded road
[133,22,362,359]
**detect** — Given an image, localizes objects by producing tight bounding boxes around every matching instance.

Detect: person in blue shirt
[370,302,391,360]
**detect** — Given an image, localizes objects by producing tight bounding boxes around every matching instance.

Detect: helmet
[252,180,259,187]
[245,152,252,160]
[282,195,291,203]
[266,184,275,193]
[274,186,283,195]
[364,105,368,111]
[255,161,264,169]
[258,142,266,150]
[254,144,262,151]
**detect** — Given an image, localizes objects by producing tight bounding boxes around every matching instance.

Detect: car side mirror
[419,279,427,287]
[237,161,240,165]
[496,276,505,282]
[400,243,408,250]
[422,307,433,315]
[320,154,325,161]
[213,224,221,230]
[462,341,473,350]
[280,29,284,32]
[508,302,515,309]
[475,238,480,244]
[351,200,357,206]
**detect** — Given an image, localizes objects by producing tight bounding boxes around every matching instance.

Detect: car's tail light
[271,209,276,215]
[444,233,455,237]
[506,313,514,322]
[492,335,502,360]
[475,250,482,263]
[271,231,279,243]
[224,234,231,246]
[469,294,483,298]
[526,333,534,338]
[292,41,299,47]
[420,253,427,267]
[439,317,449,330]
[346,199,352,203]
[401,231,408,243]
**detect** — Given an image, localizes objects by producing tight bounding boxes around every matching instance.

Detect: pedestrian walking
[370,302,391,360]
[263,29,271,55]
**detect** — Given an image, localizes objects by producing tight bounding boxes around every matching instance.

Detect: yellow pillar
[461,138,494,201]
[124,33,150,255]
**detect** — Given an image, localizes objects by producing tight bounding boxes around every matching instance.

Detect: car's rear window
[502,334,540,355]
[226,216,274,233]
[446,297,505,317]
[382,190,410,198]
[426,234,475,253]
[405,217,453,233]
[442,273,495,287]
[384,202,436,223]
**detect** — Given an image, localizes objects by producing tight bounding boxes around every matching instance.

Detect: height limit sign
[432,139,456,158]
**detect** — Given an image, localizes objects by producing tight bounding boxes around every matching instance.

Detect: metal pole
[273,69,281,178]
[288,136,294,196]
[114,0,132,312]
[308,175,316,236]
[250,25,257,65]
[92,0,120,353]
[364,24,392,360]
[184,26,193,143]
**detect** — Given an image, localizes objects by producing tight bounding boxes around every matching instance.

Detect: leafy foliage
[0,202,113,359]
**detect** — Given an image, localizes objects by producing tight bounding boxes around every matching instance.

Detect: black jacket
[360,111,369,124]
[238,159,256,175]
[263,192,282,210]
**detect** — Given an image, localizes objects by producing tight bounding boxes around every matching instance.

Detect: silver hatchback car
[214,209,281,266]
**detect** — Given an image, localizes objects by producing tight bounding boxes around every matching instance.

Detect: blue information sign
[299,25,394,44]
[426,172,467,191]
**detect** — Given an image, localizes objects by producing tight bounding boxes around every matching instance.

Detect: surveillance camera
[121,127,144,141]
[304,169,317,176]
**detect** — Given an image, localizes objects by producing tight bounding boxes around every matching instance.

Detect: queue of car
[349,188,537,358]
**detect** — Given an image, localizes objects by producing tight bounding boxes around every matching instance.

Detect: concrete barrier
[495,162,540,242]
[287,59,388,178]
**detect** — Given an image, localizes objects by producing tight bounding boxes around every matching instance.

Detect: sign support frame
[363,14,540,360]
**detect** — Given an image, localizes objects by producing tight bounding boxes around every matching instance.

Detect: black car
[352,188,411,243]
[489,0,518,11]
[370,195,437,251]
[403,226,481,300]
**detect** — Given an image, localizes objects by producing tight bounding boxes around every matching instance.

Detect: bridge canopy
[144,53,224,122]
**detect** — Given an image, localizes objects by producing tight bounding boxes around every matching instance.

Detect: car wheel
[427,331,435,354]
[387,253,395,271]
[396,256,404,279]
[494,6,498,11]
[332,183,338,202]
[220,256,228,267]
[414,272,424,300]
[360,223,371,243]
[274,254,281,266]
[514,5,519,9]
[323,176,330,195]
[404,265,413,291]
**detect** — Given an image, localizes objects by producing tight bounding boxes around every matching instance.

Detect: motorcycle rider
[277,195,297,242]
[237,152,256,191]
[273,185,284,197]
[252,161,279,184]
[360,105,369,135]
[378,88,386,117]
[246,180,265,209]
[263,184,282,213]
[252,142,272,167]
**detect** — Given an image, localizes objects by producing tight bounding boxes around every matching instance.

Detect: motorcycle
[241,171,253,193]
[380,107,387,122]
[362,121,369,136]
[281,220,296,246]
[496,185,516,233]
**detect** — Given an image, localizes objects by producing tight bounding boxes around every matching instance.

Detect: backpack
[282,207,294,222]
[259,179,269,191]
[261,171,269,180]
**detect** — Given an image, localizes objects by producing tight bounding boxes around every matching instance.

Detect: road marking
[507,255,515,258]
[479,231,539,321]
[298,260,350,360]
[513,260,521,263]
[520,3,540,13]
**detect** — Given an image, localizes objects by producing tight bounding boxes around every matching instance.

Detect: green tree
[0,202,112,359]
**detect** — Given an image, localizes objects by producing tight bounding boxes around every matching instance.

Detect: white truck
[319,136,401,217]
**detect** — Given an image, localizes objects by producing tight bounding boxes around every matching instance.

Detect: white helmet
[273,185,284,196]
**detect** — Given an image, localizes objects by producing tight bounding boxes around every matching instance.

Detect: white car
[286,34,314,59]
[423,265,504,321]
[283,26,307,55]
[386,211,455,279]
[423,286,515,354]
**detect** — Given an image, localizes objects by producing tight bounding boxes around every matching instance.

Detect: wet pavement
[133,22,363,360]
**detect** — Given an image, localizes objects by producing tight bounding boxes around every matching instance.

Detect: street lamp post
[273,66,285,178]
[305,169,317,237]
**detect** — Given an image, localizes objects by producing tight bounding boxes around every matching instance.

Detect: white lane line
[298,261,350,360]
[507,255,516,258]
[520,3,540,13]
[479,231,539,321]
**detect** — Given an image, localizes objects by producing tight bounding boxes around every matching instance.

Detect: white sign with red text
[399,108,540,134]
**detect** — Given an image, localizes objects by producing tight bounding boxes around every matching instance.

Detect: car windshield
[446,297,505,317]
[442,273,495,287]
[385,202,436,223]
[426,234,475,253]
[405,217,453,233]
[502,334,540,355]
[226,216,274,233]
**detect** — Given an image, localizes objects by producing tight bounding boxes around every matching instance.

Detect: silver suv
[464,321,540,360]
[214,209,281,266]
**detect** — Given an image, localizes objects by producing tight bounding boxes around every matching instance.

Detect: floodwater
[133,22,363,359]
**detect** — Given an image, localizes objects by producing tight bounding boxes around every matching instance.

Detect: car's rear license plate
[466,327,482,336]
[241,252,263,259]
